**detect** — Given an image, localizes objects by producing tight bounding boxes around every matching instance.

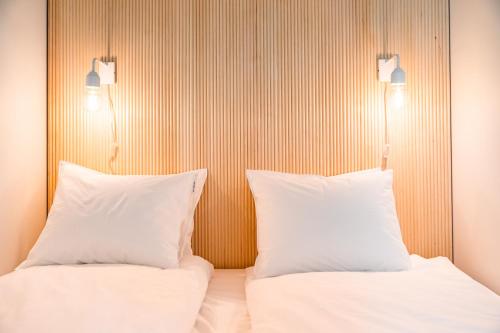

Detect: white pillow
[19,161,201,269]
[246,168,410,278]
[28,162,207,260]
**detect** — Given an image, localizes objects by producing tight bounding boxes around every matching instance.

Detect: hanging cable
[383,0,388,58]
[106,0,119,174]
[107,85,119,174]
[381,82,390,170]
[381,0,390,170]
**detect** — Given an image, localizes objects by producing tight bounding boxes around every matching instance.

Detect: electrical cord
[381,82,390,170]
[381,0,390,170]
[107,85,119,174]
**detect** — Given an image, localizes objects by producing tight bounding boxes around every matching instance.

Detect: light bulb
[390,85,405,110]
[85,58,101,111]
[86,86,101,112]
[389,56,406,111]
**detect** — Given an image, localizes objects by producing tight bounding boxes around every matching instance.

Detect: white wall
[0,0,47,275]
[451,0,500,294]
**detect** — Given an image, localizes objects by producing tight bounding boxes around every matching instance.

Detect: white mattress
[0,255,213,333]
[193,269,251,333]
[246,255,500,333]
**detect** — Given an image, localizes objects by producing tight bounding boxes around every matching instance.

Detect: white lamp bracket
[377,55,399,83]
[98,61,116,85]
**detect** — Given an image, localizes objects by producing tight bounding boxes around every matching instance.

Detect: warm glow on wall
[83,57,119,173]
[378,54,407,169]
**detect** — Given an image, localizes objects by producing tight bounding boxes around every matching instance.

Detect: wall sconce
[390,55,406,110]
[85,59,101,111]
[85,58,119,174]
[85,58,116,111]
[378,54,406,110]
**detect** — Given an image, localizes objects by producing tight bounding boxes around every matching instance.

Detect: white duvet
[246,256,500,333]
[0,255,213,333]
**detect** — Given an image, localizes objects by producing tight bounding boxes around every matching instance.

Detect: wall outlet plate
[378,57,396,82]
[99,61,116,85]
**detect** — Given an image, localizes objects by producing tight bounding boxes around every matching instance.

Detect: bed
[0,255,213,333]
[0,263,253,333]
[245,255,500,333]
[2,256,498,333]
[0,162,213,333]
[242,168,500,331]
[2,164,498,333]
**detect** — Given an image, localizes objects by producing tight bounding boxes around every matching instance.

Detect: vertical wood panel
[48,0,451,268]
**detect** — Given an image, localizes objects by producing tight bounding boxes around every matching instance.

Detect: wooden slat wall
[48,0,451,268]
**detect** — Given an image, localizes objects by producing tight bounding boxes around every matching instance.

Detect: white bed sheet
[0,255,213,333]
[193,269,251,333]
[246,255,500,333]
